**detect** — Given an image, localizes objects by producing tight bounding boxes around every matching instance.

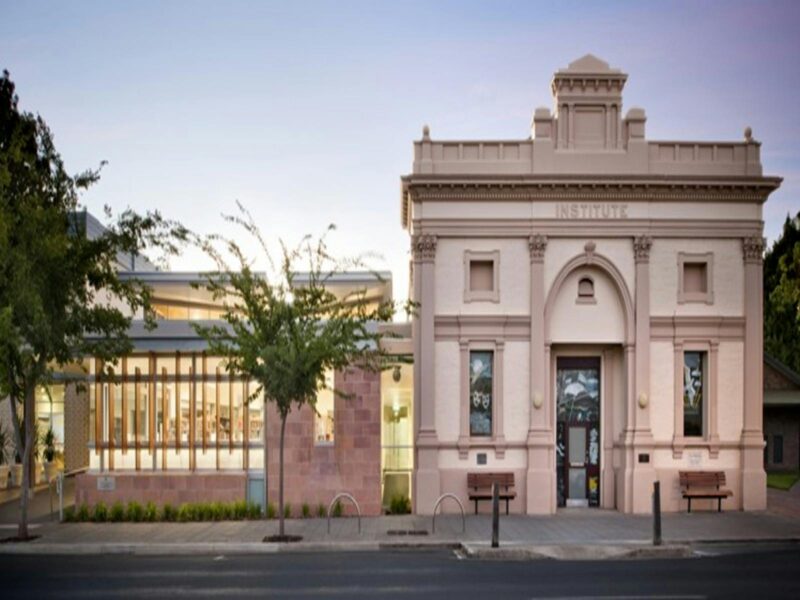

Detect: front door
[556,357,601,508]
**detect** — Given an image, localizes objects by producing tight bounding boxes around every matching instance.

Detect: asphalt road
[4,547,800,599]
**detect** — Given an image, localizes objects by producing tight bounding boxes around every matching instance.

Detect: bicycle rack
[432,493,466,534]
[327,492,361,535]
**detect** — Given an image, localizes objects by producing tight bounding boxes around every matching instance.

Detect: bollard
[652,480,662,546]
[491,482,500,548]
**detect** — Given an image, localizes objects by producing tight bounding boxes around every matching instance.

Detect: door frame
[555,355,602,508]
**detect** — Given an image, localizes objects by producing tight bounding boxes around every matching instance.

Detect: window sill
[671,435,720,459]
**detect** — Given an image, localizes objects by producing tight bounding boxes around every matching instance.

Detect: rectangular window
[315,370,335,444]
[464,250,500,303]
[683,351,705,437]
[683,263,707,293]
[470,261,494,292]
[678,252,713,304]
[469,350,493,437]
[774,435,784,464]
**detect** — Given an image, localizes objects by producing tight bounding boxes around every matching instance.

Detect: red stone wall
[75,472,246,506]
[264,367,382,515]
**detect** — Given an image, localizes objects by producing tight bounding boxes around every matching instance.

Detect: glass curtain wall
[380,364,413,509]
[88,353,263,472]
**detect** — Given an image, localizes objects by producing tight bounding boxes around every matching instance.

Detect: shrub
[92,501,108,523]
[177,503,195,522]
[220,502,233,520]
[144,501,158,522]
[77,503,90,522]
[332,499,343,518]
[301,503,311,518]
[283,503,292,519]
[266,502,277,519]
[389,494,411,515]
[317,503,326,518]
[233,500,248,520]
[162,503,177,522]
[110,501,125,522]
[247,502,261,519]
[62,506,76,523]
[200,502,215,522]
[126,501,144,522]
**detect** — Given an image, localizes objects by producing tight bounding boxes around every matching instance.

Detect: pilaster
[740,235,767,509]
[526,234,554,514]
[411,233,440,513]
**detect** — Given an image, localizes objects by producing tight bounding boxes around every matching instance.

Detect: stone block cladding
[75,472,246,506]
[265,366,382,516]
[64,383,89,473]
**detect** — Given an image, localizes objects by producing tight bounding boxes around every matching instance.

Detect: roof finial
[744,126,753,142]
[422,124,430,141]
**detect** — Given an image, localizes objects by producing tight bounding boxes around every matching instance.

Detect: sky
[2,0,799,308]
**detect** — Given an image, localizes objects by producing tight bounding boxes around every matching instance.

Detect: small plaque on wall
[97,476,115,491]
[638,453,650,464]
[477,453,487,465]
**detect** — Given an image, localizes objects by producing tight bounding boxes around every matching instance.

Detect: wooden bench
[467,472,516,515]
[679,470,732,513]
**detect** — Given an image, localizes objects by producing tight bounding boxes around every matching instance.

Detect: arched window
[577,277,595,303]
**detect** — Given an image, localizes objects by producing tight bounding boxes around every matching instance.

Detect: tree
[193,204,396,540]
[764,212,800,374]
[0,71,184,539]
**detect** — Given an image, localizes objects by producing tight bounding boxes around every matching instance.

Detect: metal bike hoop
[327,492,361,535]
[432,493,466,534]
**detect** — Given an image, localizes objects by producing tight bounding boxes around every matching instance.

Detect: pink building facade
[402,55,781,514]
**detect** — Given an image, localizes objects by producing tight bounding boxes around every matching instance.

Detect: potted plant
[42,427,61,482]
[0,424,11,490]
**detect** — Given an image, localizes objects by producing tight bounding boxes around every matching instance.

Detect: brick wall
[765,362,797,391]
[764,406,800,472]
[264,366,382,515]
[75,472,246,506]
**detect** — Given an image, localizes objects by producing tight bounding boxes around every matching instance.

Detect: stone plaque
[688,451,702,467]
[97,475,115,491]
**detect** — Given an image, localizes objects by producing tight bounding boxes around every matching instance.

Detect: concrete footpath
[1,509,799,559]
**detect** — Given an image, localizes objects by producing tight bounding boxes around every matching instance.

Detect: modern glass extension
[87,353,264,471]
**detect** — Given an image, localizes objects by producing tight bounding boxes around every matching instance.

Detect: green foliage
[144,501,158,522]
[764,213,800,374]
[0,422,11,465]
[191,203,400,536]
[177,503,195,522]
[41,427,57,463]
[283,503,292,519]
[767,471,800,491]
[77,503,90,521]
[92,502,108,523]
[332,500,343,518]
[266,502,277,519]
[232,500,248,520]
[126,501,144,522]
[0,71,186,538]
[62,506,76,522]
[301,502,311,518]
[109,501,125,522]
[388,495,411,515]
[317,503,326,518]
[161,503,177,522]
[247,502,262,519]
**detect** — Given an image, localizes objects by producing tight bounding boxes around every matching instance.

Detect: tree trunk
[18,382,35,540]
[278,414,287,537]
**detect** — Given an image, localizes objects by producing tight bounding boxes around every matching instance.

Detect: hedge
[62,500,345,523]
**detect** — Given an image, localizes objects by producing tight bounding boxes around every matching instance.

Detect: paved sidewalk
[2,508,800,553]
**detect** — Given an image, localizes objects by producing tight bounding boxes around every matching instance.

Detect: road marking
[535,596,707,600]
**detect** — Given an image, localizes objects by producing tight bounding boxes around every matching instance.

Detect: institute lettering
[556,203,629,219]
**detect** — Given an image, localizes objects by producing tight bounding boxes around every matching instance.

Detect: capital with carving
[742,236,765,264]
[411,234,437,262]
[633,235,652,263]
[528,234,548,262]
